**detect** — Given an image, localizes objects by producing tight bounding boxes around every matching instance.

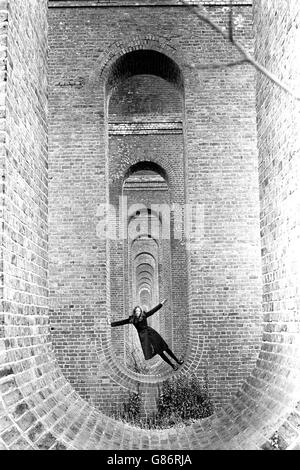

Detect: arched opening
[106,49,189,377]
[106,49,184,97]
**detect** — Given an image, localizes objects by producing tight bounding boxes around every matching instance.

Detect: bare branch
[184,59,248,71]
[179,0,300,101]
[229,0,234,43]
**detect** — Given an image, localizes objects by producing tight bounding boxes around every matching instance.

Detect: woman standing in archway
[110,299,184,370]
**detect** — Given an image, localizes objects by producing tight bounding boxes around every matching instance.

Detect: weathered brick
[48,0,262,413]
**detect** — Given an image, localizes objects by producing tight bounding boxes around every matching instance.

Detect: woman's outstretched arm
[111,318,130,327]
[146,299,167,318]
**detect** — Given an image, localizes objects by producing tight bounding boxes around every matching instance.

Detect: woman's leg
[159,352,177,370]
[164,347,184,365]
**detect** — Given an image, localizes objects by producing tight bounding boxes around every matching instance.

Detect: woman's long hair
[130,305,145,322]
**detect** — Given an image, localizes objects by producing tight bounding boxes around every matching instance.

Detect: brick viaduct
[0,0,300,450]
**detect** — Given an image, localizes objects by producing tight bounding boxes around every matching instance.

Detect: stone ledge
[124,183,169,191]
[49,1,253,8]
[109,121,183,135]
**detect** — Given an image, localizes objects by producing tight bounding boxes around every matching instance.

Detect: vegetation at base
[110,370,214,429]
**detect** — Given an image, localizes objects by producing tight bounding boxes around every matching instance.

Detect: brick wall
[0,0,52,450]
[49,1,252,6]
[108,129,188,368]
[109,75,183,116]
[48,0,263,411]
[252,0,300,450]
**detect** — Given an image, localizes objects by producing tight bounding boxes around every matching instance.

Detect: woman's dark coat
[111,303,168,360]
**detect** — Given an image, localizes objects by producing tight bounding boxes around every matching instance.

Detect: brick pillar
[0,0,49,450]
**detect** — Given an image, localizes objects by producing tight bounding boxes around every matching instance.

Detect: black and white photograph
[0,0,299,459]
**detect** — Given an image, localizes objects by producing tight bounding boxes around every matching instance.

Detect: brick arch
[128,209,164,234]
[106,50,184,97]
[134,252,157,263]
[124,160,169,184]
[132,243,158,303]
[105,61,189,382]
[138,274,153,282]
[137,274,154,285]
[110,156,178,203]
[131,235,159,246]
[97,35,185,91]
[138,274,152,281]
[136,264,155,275]
[105,227,173,382]
[104,37,188,381]
[122,157,178,201]
[140,289,151,307]
[140,288,151,294]
[138,282,152,293]
[136,266,154,277]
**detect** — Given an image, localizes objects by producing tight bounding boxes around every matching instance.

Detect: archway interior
[124,170,170,371]
[107,49,189,375]
[106,49,184,97]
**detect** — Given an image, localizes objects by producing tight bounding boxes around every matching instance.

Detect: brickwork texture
[47,0,263,412]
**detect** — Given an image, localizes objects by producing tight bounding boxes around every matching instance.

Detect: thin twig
[229,0,234,43]
[179,0,300,101]
[184,58,248,70]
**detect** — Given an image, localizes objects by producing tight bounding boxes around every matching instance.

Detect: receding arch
[137,266,153,276]
[138,281,152,290]
[127,208,164,226]
[134,251,157,262]
[131,234,160,245]
[107,42,189,386]
[124,160,169,186]
[137,272,154,282]
[138,274,153,283]
[140,288,151,297]
[106,49,184,97]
